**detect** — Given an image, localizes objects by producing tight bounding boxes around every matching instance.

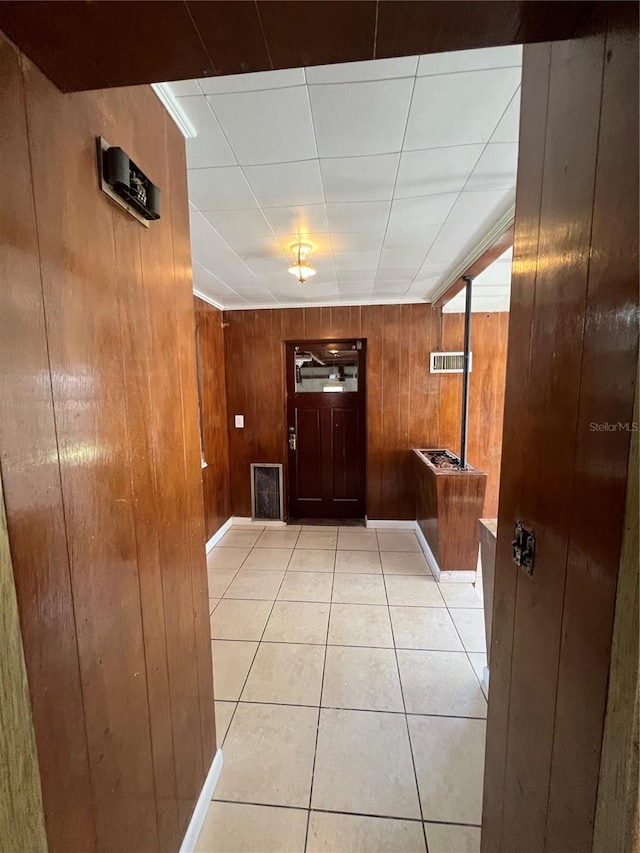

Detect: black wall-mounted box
[98,138,160,224]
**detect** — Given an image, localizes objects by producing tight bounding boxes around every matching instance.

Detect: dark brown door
[286,340,366,519]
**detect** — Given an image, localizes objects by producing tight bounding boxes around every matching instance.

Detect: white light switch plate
[234,415,244,429]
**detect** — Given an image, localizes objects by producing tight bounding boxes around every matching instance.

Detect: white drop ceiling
[166,45,521,309]
[442,246,513,313]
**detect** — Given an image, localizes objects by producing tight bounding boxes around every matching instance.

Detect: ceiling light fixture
[288,242,316,283]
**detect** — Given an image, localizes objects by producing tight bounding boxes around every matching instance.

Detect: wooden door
[286,340,366,519]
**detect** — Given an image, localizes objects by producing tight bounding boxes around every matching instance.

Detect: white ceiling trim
[430,205,515,306]
[193,288,224,311]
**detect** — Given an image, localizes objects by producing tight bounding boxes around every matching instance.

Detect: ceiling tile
[310,78,414,157]
[379,247,427,268]
[395,145,484,198]
[491,89,521,143]
[306,55,417,84]
[168,79,201,96]
[207,87,316,165]
[336,269,378,282]
[383,224,441,250]
[192,262,243,305]
[404,67,521,149]
[423,222,487,264]
[180,97,235,168]
[199,68,305,94]
[202,208,275,241]
[338,280,375,290]
[243,160,324,207]
[387,193,458,231]
[334,251,381,271]
[320,153,399,202]
[465,143,519,192]
[224,235,285,261]
[446,188,515,224]
[190,212,256,280]
[375,268,417,283]
[263,204,329,238]
[417,44,522,76]
[330,232,385,253]
[326,201,391,233]
[188,167,258,211]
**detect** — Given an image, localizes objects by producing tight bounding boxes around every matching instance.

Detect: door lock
[288,432,296,451]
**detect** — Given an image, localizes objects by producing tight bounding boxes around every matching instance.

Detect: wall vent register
[97,137,160,226]
[430,352,473,374]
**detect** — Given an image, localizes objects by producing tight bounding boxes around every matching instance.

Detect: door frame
[284,338,367,521]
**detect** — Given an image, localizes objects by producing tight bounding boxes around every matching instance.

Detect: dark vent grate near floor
[250,463,283,520]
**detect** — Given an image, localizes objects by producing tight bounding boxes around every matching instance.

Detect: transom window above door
[294,344,360,393]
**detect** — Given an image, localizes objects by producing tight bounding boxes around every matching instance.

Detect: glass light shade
[288,260,317,283]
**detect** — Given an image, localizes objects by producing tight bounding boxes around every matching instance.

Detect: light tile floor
[198,524,487,853]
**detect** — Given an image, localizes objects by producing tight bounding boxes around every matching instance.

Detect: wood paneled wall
[0,473,47,852]
[223,305,508,520]
[482,11,639,853]
[0,32,215,853]
[194,297,231,542]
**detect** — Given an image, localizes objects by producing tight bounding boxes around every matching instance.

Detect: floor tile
[384,574,445,607]
[215,703,318,807]
[397,649,487,717]
[424,823,481,853]
[337,529,379,551]
[381,552,430,575]
[377,532,422,552]
[217,529,262,549]
[263,601,330,644]
[408,715,486,824]
[229,524,266,532]
[390,606,464,651]
[256,530,300,549]
[242,548,293,570]
[308,812,426,852]
[322,646,404,712]
[296,530,338,549]
[277,571,333,602]
[467,652,487,686]
[223,569,285,600]
[328,603,394,648]
[241,641,325,705]
[449,608,487,653]
[207,568,238,598]
[312,708,421,818]
[207,547,250,571]
[211,640,258,700]
[332,573,387,605]
[210,599,272,640]
[334,549,382,573]
[302,525,338,532]
[288,548,336,572]
[196,800,308,853]
[214,700,235,744]
[438,583,484,608]
[209,597,220,615]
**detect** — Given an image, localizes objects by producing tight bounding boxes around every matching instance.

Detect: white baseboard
[366,519,416,529]
[231,516,288,528]
[413,521,477,584]
[179,748,223,853]
[205,518,232,553]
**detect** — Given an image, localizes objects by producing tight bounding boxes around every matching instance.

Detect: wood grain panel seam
[541,35,607,853]
[111,207,168,852]
[496,42,553,853]
[253,1,275,70]
[167,128,208,783]
[18,50,99,850]
[183,0,218,75]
